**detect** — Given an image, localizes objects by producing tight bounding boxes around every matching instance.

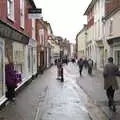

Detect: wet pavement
[76,65,120,120]
[0,63,92,120]
[0,62,117,120]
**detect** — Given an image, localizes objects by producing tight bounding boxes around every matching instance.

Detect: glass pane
[0,47,3,97]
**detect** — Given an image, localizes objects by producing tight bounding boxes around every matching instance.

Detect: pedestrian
[103,57,120,112]
[59,64,64,82]
[87,58,93,75]
[5,57,18,102]
[56,58,62,80]
[83,57,88,69]
[77,58,84,76]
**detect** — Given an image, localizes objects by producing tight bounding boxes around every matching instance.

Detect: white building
[84,0,105,70]
[104,0,120,67]
[76,26,87,58]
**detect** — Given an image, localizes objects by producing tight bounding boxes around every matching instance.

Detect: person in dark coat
[103,57,120,112]
[5,62,18,102]
[87,58,93,75]
[83,58,88,69]
[77,58,84,76]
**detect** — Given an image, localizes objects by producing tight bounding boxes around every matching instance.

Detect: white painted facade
[77,28,86,58]
[105,10,120,67]
[93,0,105,69]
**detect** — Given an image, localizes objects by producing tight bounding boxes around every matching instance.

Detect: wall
[77,28,86,58]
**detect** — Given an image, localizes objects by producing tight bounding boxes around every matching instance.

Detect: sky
[34,0,91,43]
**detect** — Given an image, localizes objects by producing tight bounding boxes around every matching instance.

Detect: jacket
[103,63,119,90]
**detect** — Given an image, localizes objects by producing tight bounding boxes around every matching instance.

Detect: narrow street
[0,62,116,120]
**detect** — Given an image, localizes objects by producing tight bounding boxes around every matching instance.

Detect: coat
[5,63,18,88]
[103,63,119,90]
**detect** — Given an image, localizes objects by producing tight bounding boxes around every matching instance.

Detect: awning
[0,20,29,45]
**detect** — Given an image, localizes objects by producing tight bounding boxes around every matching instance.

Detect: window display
[13,42,25,78]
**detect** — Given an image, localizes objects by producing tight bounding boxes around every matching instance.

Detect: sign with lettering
[28,8,42,19]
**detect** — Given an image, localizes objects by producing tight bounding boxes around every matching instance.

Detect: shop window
[13,42,24,73]
[0,47,4,97]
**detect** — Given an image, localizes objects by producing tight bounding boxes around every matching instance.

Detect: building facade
[36,19,48,73]
[84,0,105,69]
[104,0,120,67]
[76,26,87,58]
[0,0,37,103]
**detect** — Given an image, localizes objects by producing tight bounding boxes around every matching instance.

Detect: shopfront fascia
[0,20,29,102]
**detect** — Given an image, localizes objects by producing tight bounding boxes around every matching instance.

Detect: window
[28,47,31,73]
[109,19,113,35]
[39,29,44,45]
[115,51,120,68]
[32,19,35,39]
[20,0,24,28]
[98,20,100,37]
[7,0,14,21]
[13,42,24,73]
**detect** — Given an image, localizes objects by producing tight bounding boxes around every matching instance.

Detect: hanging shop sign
[28,8,42,19]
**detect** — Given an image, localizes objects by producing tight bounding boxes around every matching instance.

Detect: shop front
[0,20,29,102]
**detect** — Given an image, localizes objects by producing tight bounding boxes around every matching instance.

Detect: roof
[44,21,53,34]
[84,0,97,15]
[76,25,87,40]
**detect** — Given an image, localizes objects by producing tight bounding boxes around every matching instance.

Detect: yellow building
[76,26,87,58]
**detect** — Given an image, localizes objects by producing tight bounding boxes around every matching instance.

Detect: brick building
[0,0,37,103]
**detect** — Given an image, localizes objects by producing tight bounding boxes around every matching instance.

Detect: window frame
[7,0,14,21]
[20,0,25,29]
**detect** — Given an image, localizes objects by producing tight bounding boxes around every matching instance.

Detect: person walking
[77,58,84,76]
[83,58,88,69]
[103,57,120,112]
[56,58,62,80]
[87,58,93,75]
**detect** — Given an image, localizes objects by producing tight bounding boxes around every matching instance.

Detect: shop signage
[28,8,42,19]
[0,22,29,44]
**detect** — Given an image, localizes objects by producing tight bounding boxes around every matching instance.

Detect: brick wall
[105,0,120,16]
[0,0,33,38]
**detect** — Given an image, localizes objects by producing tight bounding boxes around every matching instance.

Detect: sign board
[28,8,42,19]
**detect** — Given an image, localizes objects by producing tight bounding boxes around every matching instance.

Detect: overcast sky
[34,0,91,43]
